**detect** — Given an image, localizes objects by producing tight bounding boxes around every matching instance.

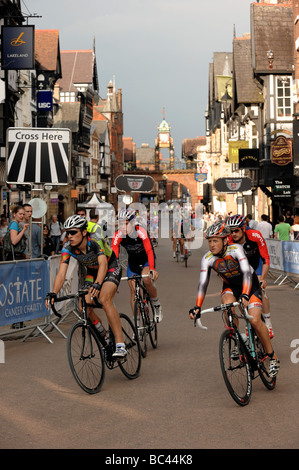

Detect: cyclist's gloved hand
[45,292,57,308]
[189,306,201,319]
[239,294,250,306]
[89,282,102,300]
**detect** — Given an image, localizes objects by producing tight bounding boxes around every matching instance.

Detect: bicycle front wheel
[219,329,252,406]
[67,322,105,394]
[118,313,142,379]
[134,300,147,358]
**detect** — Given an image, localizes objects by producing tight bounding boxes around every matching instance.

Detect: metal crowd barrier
[266,239,299,290]
[0,255,79,343]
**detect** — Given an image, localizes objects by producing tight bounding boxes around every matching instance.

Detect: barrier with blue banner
[266,239,299,289]
[0,259,50,327]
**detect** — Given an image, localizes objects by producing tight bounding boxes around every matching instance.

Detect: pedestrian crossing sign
[6,127,71,185]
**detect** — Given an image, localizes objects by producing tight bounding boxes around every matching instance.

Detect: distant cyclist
[189,222,279,377]
[111,208,162,323]
[46,215,126,358]
[226,214,273,338]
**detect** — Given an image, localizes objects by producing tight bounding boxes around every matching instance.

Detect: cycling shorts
[127,261,149,278]
[221,285,262,310]
[83,265,122,289]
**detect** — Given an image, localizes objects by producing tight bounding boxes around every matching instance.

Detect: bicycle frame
[197,302,259,367]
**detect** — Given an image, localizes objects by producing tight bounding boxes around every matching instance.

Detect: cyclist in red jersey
[227,214,273,338]
[189,222,279,377]
[112,208,162,323]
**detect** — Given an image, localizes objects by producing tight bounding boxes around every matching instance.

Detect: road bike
[47,290,142,394]
[183,241,189,268]
[194,302,276,406]
[123,273,158,358]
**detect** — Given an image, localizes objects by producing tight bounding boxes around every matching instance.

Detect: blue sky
[24,0,253,157]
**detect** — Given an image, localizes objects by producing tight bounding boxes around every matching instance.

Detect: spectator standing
[245,214,258,230]
[257,214,273,239]
[0,215,8,261]
[285,210,294,226]
[5,205,29,329]
[42,224,55,257]
[291,216,299,241]
[31,218,42,259]
[20,203,32,258]
[49,214,63,254]
[274,215,293,240]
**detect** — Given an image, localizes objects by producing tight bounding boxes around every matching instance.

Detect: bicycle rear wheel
[67,322,105,394]
[134,300,147,358]
[219,329,252,406]
[118,313,142,379]
[146,297,158,349]
[254,335,276,390]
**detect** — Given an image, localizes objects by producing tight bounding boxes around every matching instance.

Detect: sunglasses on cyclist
[66,229,80,236]
[230,228,241,233]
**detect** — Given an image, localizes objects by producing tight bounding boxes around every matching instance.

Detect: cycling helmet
[64,215,87,230]
[226,214,246,228]
[118,208,136,222]
[205,222,231,239]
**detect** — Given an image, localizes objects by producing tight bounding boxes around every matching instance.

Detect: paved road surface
[0,236,299,451]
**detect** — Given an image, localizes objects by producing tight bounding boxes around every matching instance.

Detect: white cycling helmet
[118,208,136,222]
[64,215,87,230]
[205,222,231,239]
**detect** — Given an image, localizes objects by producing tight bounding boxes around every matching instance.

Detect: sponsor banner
[266,239,284,271]
[282,241,299,275]
[0,259,49,327]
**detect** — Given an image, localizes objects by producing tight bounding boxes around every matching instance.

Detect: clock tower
[155,108,174,170]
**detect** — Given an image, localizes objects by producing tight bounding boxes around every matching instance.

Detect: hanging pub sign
[115,174,155,193]
[1,25,35,70]
[228,140,249,163]
[272,178,292,199]
[270,135,292,166]
[238,148,259,169]
[195,173,207,183]
[214,177,252,193]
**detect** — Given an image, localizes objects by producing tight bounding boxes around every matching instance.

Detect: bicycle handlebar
[46,290,89,318]
[195,302,254,330]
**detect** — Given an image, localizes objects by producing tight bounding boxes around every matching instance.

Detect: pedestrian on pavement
[291,216,299,241]
[257,214,273,239]
[49,214,63,254]
[20,203,32,258]
[245,214,258,230]
[274,215,293,241]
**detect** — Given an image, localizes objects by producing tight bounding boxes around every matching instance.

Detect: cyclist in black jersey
[227,214,274,338]
[46,215,126,358]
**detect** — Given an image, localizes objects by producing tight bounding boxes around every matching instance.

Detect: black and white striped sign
[6,128,71,184]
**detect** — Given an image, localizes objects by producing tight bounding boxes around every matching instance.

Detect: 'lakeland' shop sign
[1,26,35,70]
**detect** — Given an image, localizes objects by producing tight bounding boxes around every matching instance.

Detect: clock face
[159,133,169,144]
